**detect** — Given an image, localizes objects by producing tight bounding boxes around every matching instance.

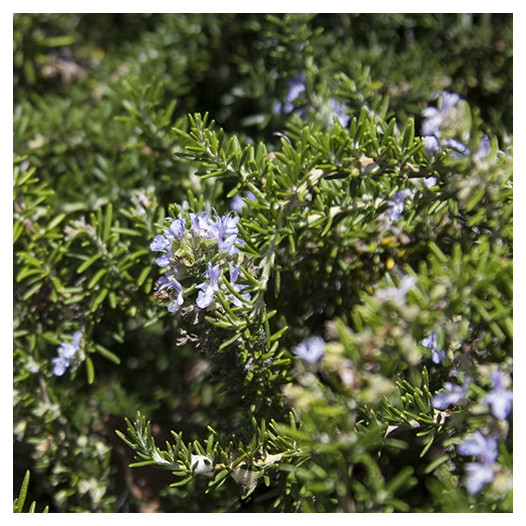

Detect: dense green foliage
[13,13,512,513]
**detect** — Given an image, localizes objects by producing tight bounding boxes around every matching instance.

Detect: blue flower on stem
[292,336,325,364]
[485,370,513,420]
[463,462,496,495]
[328,98,350,127]
[156,273,184,312]
[443,137,470,158]
[422,91,461,138]
[231,192,256,212]
[422,331,446,364]
[387,190,413,222]
[457,431,499,494]
[273,74,306,115]
[190,211,218,239]
[150,218,186,267]
[423,176,437,188]
[229,263,251,307]
[475,135,491,161]
[431,378,470,410]
[52,331,82,376]
[214,212,240,254]
[196,263,220,309]
[423,136,440,155]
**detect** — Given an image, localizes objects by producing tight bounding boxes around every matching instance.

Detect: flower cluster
[51,331,82,376]
[457,431,499,494]
[432,367,512,494]
[421,91,490,160]
[422,91,462,139]
[272,73,349,127]
[150,209,251,313]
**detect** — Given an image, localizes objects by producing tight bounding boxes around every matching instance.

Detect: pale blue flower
[423,176,437,188]
[475,135,491,162]
[231,192,256,212]
[292,336,325,363]
[457,431,498,464]
[457,431,499,494]
[287,75,306,102]
[190,211,218,239]
[156,274,185,312]
[485,370,513,420]
[375,275,416,306]
[422,331,446,364]
[273,74,306,114]
[168,217,186,238]
[155,254,172,268]
[231,195,245,212]
[422,91,461,137]
[214,212,240,254]
[150,235,170,252]
[431,379,469,410]
[52,331,82,376]
[150,217,185,267]
[387,190,413,222]
[464,462,496,495]
[424,136,440,155]
[196,263,220,308]
[443,138,470,157]
[328,98,349,127]
[229,263,251,307]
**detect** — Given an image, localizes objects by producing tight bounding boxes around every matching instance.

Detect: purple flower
[485,370,513,420]
[292,336,325,363]
[422,91,461,137]
[273,74,306,115]
[157,274,184,312]
[150,217,186,267]
[150,235,170,252]
[229,263,251,307]
[386,190,413,222]
[443,138,470,157]
[287,75,306,102]
[457,431,499,464]
[168,217,186,238]
[457,431,499,494]
[230,195,245,212]
[154,254,172,268]
[231,192,256,212]
[424,136,440,155]
[431,379,469,410]
[190,211,218,239]
[475,135,491,162]
[150,233,173,267]
[196,263,220,309]
[328,98,349,127]
[422,331,446,364]
[423,176,437,188]
[52,331,82,376]
[214,212,240,254]
[464,462,496,495]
